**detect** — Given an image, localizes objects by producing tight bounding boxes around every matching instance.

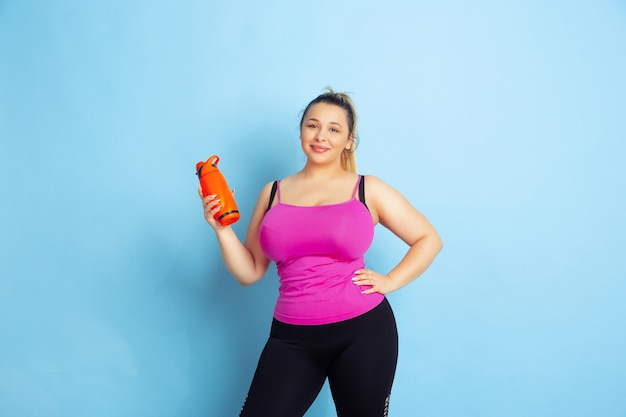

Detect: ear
[345,134,355,150]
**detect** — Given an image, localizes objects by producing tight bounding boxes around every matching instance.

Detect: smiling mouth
[311,145,329,152]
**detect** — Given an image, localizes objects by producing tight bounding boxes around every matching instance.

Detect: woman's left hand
[352,269,396,295]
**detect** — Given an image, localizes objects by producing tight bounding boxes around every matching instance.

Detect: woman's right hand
[198,186,228,231]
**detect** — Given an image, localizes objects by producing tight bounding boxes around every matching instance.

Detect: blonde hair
[300,88,359,173]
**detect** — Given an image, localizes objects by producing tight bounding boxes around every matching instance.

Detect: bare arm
[200,182,273,286]
[353,175,443,294]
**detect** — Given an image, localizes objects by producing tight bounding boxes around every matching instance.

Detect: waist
[274,275,384,325]
[271,298,394,336]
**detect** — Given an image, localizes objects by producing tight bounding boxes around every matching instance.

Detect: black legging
[239,298,398,417]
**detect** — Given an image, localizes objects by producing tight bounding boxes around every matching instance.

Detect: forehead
[305,102,348,123]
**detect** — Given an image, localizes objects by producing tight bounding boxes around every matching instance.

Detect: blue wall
[1,1,625,416]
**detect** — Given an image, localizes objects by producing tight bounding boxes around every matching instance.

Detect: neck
[299,162,346,180]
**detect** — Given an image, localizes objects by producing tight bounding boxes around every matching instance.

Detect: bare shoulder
[360,175,400,224]
[260,180,277,195]
[362,174,391,190]
[246,180,278,235]
[362,174,406,201]
[254,180,278,210]
[363,175,430,240]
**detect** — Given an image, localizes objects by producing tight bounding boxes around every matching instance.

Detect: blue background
[1,1,625,416]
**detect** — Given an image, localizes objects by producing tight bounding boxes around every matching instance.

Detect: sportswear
[259,176,384,325]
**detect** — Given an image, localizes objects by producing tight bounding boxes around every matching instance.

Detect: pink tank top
[259,176,384,325]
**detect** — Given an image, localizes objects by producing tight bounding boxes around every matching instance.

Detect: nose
[314,129,326,142]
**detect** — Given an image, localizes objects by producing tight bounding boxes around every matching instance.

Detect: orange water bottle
[196,155,240,226]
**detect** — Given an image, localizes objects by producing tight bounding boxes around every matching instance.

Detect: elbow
[436,234,444,253]
[419,232,443,256]
[432,233,443,257]
[408,232,443,254]
[230,257,269,287]
[236,272,265,287]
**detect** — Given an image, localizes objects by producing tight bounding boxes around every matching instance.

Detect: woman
[200,89,443,417]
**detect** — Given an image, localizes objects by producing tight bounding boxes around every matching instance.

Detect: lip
[311,145,329,153]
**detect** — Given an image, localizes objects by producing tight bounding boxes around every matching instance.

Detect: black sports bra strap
[358,175,369,211]
[266,181,278,212]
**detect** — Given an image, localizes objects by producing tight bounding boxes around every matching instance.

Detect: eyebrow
[306,118,343,127]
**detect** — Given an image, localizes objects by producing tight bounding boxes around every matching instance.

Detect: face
[299,103,353,166]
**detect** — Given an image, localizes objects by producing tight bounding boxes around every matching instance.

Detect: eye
[330,127,339,133]
[307,123,318,129]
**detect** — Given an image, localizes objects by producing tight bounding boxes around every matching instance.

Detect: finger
[353,277,374,290]
[206,203,222,216]
[202,195,218,208]
[203,198,220,213]
[353,268,374,278]
[357,279,378,294]
[353,269,367,280]
[352,274,366,285]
